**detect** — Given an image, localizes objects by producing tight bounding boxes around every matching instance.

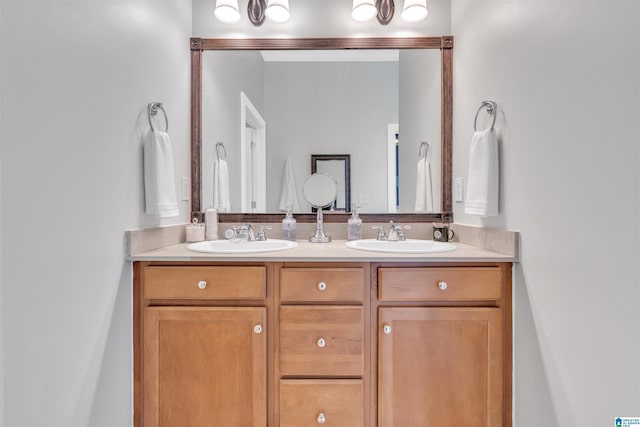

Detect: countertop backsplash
[127,221,519,261]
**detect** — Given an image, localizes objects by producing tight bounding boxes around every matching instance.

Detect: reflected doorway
[240,92,266,212]
[387,123,399,212]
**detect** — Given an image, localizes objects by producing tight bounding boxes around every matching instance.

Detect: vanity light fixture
[247,0,267,26]
[352,0,377,22]
[376,0,395,25]
[214,0,241,23]
[401,0,428,22]
[352,0,428,24]
[265,0,290,23]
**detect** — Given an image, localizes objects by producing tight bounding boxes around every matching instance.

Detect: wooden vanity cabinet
[134,263,270,427]
[134,261,512,427]
[375,264,512,427]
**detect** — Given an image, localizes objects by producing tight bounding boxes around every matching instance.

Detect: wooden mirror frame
[190,36,453,223]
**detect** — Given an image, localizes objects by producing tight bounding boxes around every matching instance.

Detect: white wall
[452,1,640,425]
[398,49,442,212]
[0,0,191,426]
[264,61,398,213]
[201,50,265,211]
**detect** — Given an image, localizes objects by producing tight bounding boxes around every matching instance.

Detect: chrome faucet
[224,224,256,241]
[372,221,411,241]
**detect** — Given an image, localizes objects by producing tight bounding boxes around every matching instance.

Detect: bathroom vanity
[130,235,515,427]
[128,33,516,426]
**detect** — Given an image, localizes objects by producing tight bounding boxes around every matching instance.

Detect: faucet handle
[394,224,411,241]
[387,223,411,241]
[256,225,272,241]
[371,225,387,241]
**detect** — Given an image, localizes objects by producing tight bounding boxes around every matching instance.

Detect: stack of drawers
[278,267,366,426]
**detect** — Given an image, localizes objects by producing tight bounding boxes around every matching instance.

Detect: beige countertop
[128,239,516,263]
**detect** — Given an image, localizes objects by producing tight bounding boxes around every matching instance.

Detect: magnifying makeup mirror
[302,173,337,243]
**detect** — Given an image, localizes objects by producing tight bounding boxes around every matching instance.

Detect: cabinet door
[143,307,266,427]
[378,307,502,427]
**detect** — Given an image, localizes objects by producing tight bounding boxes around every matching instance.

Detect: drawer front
[144,266,266,300]
[280,306,364,376]
[379,267,502,301]
[280,379,363,427]
[280,268,365,303]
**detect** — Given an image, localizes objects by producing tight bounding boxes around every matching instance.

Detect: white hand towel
[465,128,499,216]
[414,154,433,212]
[213,158,231,212]
[278,158,300,212]
[143,130,179,218]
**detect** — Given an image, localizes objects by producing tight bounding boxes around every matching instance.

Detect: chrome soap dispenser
[347,204,362,241]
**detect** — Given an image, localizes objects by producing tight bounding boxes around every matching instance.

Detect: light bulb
[214,0,240,23]
[266,0,290,23]
[352,0,377,22]
[401,0,428,22]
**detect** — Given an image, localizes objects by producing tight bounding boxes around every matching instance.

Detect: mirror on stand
[302,173,337,243]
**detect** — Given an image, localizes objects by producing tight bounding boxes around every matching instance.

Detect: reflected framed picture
[311,154,351,212]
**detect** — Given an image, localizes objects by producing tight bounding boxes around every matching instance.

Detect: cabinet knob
[317,281,327,291]
[317,337,326,348]
[383,324,392,335]
[253,324,263,334]
[317,413,326,424]
[438,281,448,290]
[197,281,207,290]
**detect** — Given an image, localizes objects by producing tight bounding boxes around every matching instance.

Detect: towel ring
[215,142,227,161]
[148,102,169,132]
[473,100,497,132]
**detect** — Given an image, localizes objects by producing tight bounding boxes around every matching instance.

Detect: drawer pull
[253,324,263,334]
[197,281,207,289]
[317,338,326,348]
[383,324,392,335]
[317,281,327,291]
[317,413,326,424]
[438,281,448,290]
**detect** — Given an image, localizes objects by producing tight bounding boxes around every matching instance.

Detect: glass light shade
[352,0,377,22]
[214,0,241,23]
[401,0,428,22]
[266,0,290,23]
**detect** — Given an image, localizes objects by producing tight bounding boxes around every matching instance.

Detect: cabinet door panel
[143,307,266,427]
[378,307,502,427]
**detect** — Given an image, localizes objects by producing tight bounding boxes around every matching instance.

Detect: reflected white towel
[465,128,499,216]
[414,154,433,212]
[278,158,300,212]
[143,130,179,218]
[213,158,231,212]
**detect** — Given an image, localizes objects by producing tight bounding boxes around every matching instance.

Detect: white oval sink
[187,239,298,254]
[345,239,456,254]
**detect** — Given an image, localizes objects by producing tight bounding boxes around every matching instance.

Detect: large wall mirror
[191,37,453,223]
